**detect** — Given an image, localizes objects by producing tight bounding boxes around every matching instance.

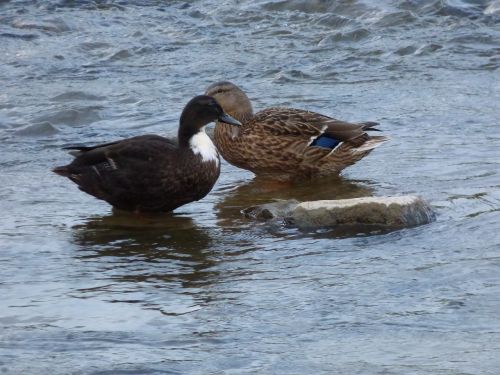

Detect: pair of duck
[54,82,388,213]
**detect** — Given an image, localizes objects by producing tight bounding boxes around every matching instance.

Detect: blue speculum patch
[310,135,341,149]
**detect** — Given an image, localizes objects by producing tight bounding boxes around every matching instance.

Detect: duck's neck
[178,113,218,163]
[178,110,204,148]
[188,127,219,164]
[219,106,253,139]
[227,99,253,124]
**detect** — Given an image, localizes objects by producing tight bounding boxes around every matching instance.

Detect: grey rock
[286,196,435,229]
[243,196,435,233]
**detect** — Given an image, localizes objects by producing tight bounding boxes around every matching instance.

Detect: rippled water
[1,0,500,373]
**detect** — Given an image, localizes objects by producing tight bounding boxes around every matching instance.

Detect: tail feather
[52,166,70,177]
[62,140,120,156]
[62,145,87,151]
[360,121,381,132]
[352,135,389,153]
[62,145,90,157]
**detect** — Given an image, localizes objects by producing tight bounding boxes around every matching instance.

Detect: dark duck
[53,95,241,213]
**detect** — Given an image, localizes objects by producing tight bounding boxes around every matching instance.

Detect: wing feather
[246,108,379,146]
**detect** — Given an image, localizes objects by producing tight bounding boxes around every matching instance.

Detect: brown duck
[205,81,388,181]
[53,95,241,213]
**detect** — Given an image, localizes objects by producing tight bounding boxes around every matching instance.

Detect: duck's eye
[211,88,228,96]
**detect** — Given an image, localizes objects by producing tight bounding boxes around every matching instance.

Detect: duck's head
[205,81,253,123]
[178,95,241,147]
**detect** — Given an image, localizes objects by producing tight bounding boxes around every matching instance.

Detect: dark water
[1,0,500,373]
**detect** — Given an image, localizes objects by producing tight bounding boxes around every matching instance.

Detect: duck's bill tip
[218,113,241,126]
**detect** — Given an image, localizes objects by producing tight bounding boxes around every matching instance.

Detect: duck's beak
[218,112,242,126]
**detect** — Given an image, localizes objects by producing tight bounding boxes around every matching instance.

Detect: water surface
[1,1,500,374]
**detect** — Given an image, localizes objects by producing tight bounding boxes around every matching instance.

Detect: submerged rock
[243,199,300,220]
[244,196,435,233]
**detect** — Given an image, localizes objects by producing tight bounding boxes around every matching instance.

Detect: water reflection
[215,175,374,227]
[70,213,219,313]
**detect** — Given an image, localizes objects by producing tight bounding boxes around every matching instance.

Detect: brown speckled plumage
[53,95,241,213]
[206,81,389,181]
